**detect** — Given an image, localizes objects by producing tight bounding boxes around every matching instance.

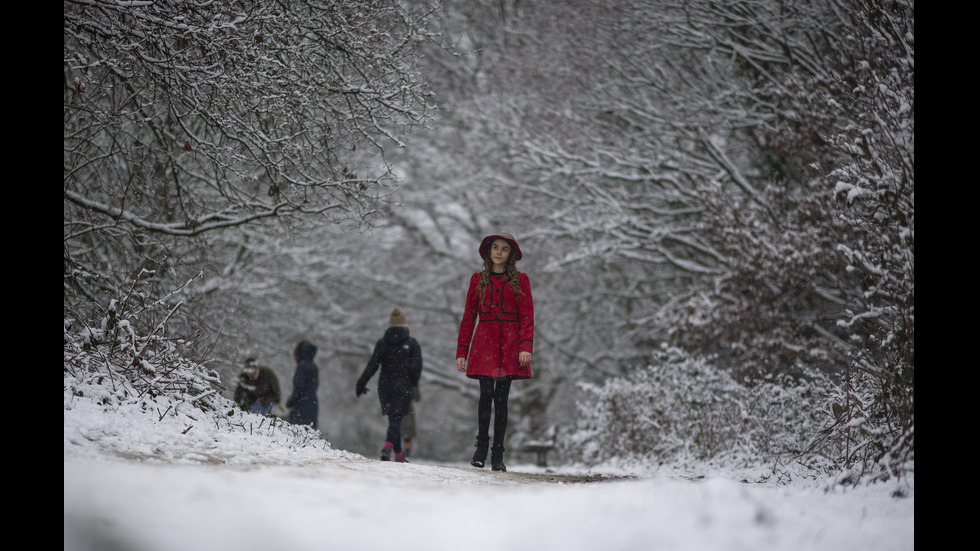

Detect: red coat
[457,272,534,379]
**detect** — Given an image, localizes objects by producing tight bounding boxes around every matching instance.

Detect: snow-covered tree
[661,0,913,482]
[64,0,438,324]
[814,0,914,484]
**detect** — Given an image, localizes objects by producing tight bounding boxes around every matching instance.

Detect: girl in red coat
[456,231,534,471]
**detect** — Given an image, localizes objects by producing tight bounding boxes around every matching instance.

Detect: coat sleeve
[518,272,534,355]
[456,273,481,360]
[272,368,282,404]
[267,368,282,403]
[357,340,384,392]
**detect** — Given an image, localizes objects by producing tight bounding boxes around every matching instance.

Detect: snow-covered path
[64,455,913,551]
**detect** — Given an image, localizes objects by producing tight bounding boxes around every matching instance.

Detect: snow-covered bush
[824,0,914,487]
[568,346,839,480]
[64,283,328,463]
[64,300,224,414]
[757,0,914,486]
[825,369,914,488]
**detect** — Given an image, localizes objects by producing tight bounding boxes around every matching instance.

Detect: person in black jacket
[356,307,423,462]
[287,340,319,429]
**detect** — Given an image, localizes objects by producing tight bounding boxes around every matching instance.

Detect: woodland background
[64,0,913,486]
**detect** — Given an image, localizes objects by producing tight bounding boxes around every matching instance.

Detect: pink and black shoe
[380,441,394,461]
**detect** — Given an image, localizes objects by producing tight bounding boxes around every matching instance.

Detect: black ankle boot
[490,444,506,472]
[471,437,489,468]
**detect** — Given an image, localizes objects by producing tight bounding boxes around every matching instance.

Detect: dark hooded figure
[356,307,423,462]
[287,340,319,429]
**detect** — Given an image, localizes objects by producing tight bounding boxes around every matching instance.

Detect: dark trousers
[477,376,513,447]
[386,414,404,453]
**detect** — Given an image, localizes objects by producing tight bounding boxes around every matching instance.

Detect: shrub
[569,346,839,479]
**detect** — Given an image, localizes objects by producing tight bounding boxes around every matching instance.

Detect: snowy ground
[64,391,914,551]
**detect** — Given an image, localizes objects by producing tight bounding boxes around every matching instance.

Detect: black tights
[477,376,513,447]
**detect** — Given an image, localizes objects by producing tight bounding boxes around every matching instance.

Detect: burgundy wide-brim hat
[479,231,523,261]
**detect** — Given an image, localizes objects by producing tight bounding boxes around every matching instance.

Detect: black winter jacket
[356,326,423,417]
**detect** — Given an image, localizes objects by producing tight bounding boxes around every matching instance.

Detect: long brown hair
[478,252,523,297]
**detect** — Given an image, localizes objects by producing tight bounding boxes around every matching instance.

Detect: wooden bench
[519,425,558,467]
[520,441,556,467]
